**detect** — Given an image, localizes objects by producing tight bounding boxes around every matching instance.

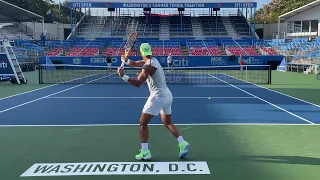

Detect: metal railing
[286,32,318,39]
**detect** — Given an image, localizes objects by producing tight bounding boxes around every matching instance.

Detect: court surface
[0,73,320,180]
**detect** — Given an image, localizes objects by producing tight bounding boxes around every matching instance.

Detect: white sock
[141,143,148,152]
[177,136,184,144]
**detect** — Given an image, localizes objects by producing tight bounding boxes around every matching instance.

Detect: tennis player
[239,55,244,71]
[107,53,112,71]
[167,53,173,72]
[117,43,190,160]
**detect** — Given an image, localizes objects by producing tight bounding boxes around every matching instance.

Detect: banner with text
[21,161,210,177]
[39,55,283,67]
[68,2,257,8]
[0,54,14,80]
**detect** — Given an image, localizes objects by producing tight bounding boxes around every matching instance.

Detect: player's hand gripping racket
[121,32,138,67]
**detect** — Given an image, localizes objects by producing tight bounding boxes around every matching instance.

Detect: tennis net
[38,64,271,84]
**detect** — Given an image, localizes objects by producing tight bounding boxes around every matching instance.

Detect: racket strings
[124,32,137,58]
[127,36,136,49]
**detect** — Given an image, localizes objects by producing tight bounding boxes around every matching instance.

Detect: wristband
[124,59,131,65]
[122,75,129,82]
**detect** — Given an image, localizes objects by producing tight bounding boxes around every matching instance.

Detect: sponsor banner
[67,2,257,8]
[21,161,210,177]
[38,55,283,67]
[0,76,11,81]
[0,54,14,75]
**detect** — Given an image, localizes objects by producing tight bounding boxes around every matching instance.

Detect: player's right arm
[121,55,145,67]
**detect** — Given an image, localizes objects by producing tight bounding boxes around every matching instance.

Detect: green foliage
[256,0,316,24]
[3,0,83,24]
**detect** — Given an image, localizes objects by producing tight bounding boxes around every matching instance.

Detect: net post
[245,65,248,82]
[268,65,272,84]
[38,64,42,84]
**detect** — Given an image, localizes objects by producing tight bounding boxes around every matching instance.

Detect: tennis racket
[121,32,138,67]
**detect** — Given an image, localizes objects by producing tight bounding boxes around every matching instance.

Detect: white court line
[223,73,320,108]
[0,123,316,127]
[0,74,115,114]
[0,84,56,101]
[46,96,256,99]
[0,72,103,101]
[207,73,315,125]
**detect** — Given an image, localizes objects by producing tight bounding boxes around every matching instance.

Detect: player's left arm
[119,65,157,87]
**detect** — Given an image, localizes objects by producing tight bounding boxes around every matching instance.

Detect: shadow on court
[242,155,320,166]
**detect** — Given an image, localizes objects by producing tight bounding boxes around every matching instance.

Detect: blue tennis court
[0,75,319,126]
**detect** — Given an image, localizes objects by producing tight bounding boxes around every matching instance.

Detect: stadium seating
[66,47,99,56]
[13,37,284,57]
[9,14,285,58]
[189,47,222,56]
[187,40,223,56]
[169,16,193,37]
[13,40,45,57]
[148,41,182,56]
[105,48,136,56]
[260,47,278,55]
[225,46,258,55]
[266,38,320,56]
[229,16,250,36]
[47,48,63,56]
[264,37,320,65]
[77,14,255,39]
[199,16,228,36]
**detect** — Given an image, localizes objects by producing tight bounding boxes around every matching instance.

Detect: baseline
[46,96,256,99]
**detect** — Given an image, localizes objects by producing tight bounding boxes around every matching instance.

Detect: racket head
[124,32,138,58]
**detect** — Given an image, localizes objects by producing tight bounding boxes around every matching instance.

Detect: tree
[256,0,316,24]
[3,0,83,24]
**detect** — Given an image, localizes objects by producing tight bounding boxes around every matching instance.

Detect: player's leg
[160,98,190,159]
[135,96,162,160]
[160,114,180,137]
[135,112,154,160]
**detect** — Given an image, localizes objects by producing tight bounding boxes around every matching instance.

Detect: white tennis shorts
[142,91,173,116]
[107,63,111,66]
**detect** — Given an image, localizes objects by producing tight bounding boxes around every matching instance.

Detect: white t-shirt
[167,55,172,64]
[145,57,170,96]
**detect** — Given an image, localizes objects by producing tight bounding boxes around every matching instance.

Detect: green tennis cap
[140,43,152,56]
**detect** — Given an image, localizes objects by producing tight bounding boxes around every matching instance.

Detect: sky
[52,0,272,9]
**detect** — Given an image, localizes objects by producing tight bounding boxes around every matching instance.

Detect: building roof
[279,0,320,19]
[0,0,43,22]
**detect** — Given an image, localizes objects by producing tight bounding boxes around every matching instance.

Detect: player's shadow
[242,155,320,166]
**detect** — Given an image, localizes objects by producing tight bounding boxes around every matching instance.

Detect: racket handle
[120,61,125,67]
